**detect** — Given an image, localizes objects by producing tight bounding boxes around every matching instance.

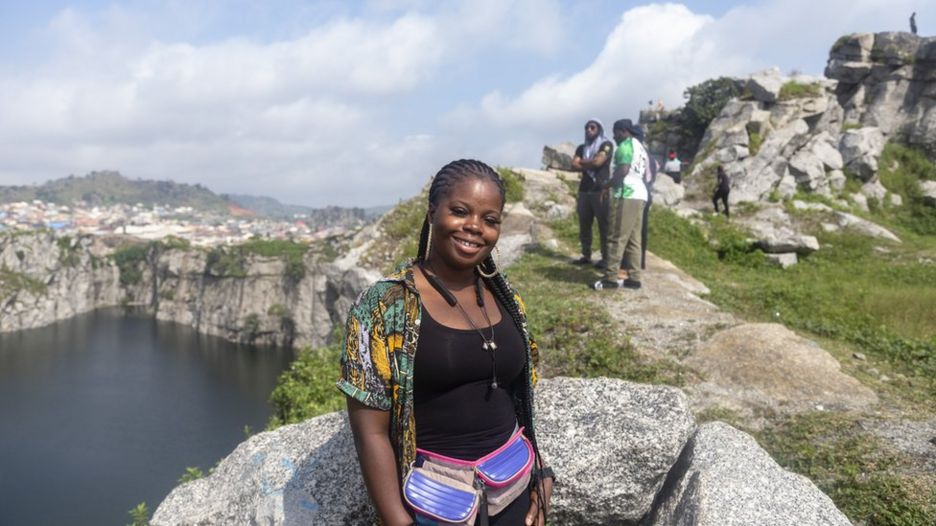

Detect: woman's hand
[524,476,553,526]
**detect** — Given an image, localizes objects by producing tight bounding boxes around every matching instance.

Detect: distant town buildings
[0,200,348,245]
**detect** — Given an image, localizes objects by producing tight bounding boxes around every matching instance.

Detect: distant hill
[0,171,231,213]
[0,171,389,229]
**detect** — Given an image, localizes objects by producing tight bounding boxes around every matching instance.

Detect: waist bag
[402,427,534,525]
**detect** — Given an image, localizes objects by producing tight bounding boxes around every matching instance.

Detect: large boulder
[684,323,878,416]
[921,180,936,207]
[839,127,885,181]
[747,68,784,103]
[534,377,696,524]
[542,142,577,171]
[830,211,901,242]
[652,175,686,207]
[153,378,697,526]
[647,422,852,526]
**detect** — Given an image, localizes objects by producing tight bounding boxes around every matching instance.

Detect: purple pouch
[475,430,534,487]
[403,468,479,524]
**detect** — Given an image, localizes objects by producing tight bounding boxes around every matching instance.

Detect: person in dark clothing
[571,119,614,268]
[713,165,731,218]
[911,12,917,35]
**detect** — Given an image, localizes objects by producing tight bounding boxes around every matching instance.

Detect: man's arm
[607,164,630,189]
[578,150,608,169]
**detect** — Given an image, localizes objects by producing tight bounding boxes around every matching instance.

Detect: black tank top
[413,298,527,460]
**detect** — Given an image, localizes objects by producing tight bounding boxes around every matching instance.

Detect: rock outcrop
[153,378,849,526]
[683,32,936,210]
[648,422,852,526]
[0,232,120,332]
[0,232,373,349]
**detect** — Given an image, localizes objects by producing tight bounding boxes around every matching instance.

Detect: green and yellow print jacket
[337,260,540,483]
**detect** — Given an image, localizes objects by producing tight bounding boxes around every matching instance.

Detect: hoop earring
[476,246,499,278]
[425,223,433,259]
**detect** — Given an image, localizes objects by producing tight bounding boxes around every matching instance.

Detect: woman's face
[428,177,503,272]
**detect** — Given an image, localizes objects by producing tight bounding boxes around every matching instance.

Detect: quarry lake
[0,308,295,526]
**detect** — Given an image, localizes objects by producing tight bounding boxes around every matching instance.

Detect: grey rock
[536,378,695,525]
[921,181,936,207]
[747,68,784,103]
[684,323,877,415]
[542,142,577,171]
[861,180,888,201]
[647,422,853,526]
[834,211,901,242]
[788,150,827,192]
[755,234,820,255]
[152,412,375,526]
[839,127,885,181]
[827,170,847,193]
[153,378,697,526]
[825,59,873,84]
[850,193,869,212]
[765,252,798,268]
[792,200,834,212]
[890,193,903,207]
[652,175,686,207]
[809,132,844,171]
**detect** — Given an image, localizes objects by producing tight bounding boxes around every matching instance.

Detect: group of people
[569,118,673,291]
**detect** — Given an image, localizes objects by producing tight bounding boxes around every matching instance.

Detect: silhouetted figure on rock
[910,12,917,35]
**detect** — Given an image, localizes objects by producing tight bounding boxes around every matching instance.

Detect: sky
[0,1,930,208]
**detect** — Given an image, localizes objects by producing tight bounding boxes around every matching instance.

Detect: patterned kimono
[337,260,540,485]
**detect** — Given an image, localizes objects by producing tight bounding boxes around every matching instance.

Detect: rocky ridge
[0,232,374,349]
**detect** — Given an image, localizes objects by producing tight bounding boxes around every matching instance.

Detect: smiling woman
[337,159,554,526]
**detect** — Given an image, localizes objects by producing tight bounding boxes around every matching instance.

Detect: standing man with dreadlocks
[571,119,614,269]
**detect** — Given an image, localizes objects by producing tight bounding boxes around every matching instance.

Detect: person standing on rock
[713,165,731,218]
[910,12,917,35]
[571,119,614,268]
[594,119,648,291]
[663,149,682,184]
[339,159,553,526]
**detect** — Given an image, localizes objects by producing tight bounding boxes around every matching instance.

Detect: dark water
[0,309,295,526]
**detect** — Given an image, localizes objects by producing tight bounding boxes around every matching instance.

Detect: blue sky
[0,1,929,207]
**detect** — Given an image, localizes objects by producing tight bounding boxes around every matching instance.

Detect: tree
[682,77,741,140]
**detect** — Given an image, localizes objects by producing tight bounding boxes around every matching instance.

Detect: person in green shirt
[594,119,648,290]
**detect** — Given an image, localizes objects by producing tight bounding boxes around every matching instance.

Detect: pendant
[483,341,497,352]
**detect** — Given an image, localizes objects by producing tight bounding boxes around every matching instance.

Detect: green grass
[756,412,935,525]
[778,81,822,100]
[240,238,308,281]
[648,208,936,387]
[497,167,526,203]
[644,204,936,523]
[506,248,688,384]
[876,143,936,236]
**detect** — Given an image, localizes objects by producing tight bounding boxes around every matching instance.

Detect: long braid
[419,159,548,521]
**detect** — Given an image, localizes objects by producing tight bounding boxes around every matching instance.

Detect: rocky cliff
[0,232,376,349]
[0,232,121,332]
[682,31,936,207]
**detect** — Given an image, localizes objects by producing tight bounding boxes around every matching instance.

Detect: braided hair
[416,159,550,521]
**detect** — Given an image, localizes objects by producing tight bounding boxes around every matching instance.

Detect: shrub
[497,167,526,203]
[778,81,822,100]
[112,243,149,286]
[683,77,741,140]
[268,344,345,429]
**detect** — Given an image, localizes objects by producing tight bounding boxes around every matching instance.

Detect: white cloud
[1,1,930,207]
